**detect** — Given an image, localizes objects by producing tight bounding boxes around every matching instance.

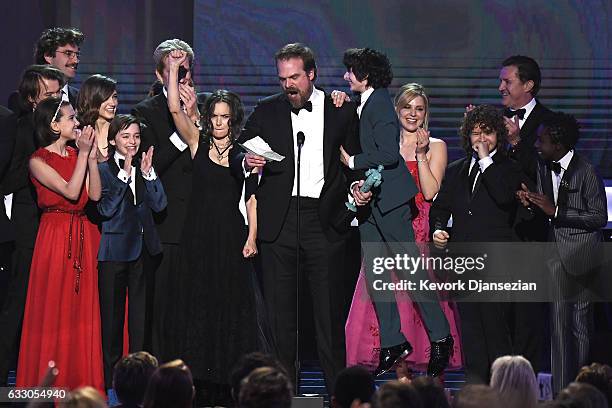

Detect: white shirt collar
[310,86,324,106]
[162,86,168,98]
[519,97,537,120]
[359,87,375,106]
[61,84,70,102]
[556,149,574,171]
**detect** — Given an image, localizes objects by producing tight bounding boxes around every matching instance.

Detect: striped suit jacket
[536,152,607,276]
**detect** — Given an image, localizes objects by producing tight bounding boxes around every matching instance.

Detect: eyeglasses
[56,50,81,60]
[51,91,66,123]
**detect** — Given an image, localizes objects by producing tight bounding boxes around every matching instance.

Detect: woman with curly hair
[77,74,118,161]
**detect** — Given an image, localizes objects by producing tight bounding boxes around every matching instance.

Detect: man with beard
[233,43,361,393]
[8,27,84,115]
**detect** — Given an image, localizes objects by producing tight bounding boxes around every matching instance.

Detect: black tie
[550,161,562,175]
[468,162,480,196]
[291,101,312,115]
[353,93,362,106]
[503,108,526,120]
[118,159,125,169]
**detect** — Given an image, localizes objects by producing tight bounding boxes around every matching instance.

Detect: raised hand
[244,153,266,172]
[179,82,198,119]
[168,49,187,71]
[77,125,95,154]
[415,128,431,157]
[331,90,350,107]
[140,146,154,176]
[464,104,476,117]
[504,116,521,146]
[526,190,556,216]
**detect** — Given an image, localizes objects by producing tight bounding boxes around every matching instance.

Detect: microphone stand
[295,131,305,393]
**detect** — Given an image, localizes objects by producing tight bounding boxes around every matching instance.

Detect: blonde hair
[394,83,430,131]
[59,386,107,408]
[490,355,538,408]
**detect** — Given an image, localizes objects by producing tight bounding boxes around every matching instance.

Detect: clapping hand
[76,125,95,155]
[140,146,154,176]
[415,128,430,157]
[504,116,521,146]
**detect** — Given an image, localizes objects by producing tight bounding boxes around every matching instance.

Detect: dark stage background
[2,0,610,176]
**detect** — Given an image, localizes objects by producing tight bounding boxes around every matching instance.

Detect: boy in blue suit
[340,48,452,377]
[97,114,167,389]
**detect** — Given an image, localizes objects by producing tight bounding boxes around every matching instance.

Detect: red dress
[16,147,104,392]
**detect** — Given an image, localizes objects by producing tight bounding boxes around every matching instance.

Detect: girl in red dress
[16,96,104,392]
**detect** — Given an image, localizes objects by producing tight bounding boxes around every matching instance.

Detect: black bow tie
[291,101,312,115]
[549,161,562,175]
[353,93,362,106]
[503,108,526,120]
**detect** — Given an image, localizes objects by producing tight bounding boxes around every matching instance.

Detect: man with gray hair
[132,38,208,361]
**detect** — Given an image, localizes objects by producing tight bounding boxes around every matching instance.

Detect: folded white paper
[239,136,285,162]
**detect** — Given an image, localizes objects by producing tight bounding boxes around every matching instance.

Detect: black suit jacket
[509,100,552,182]
[131,91,209,244]
[0,113,39,248]
[233,91,360,243]
[0,106,16,243]
[7,85,79,117]
[429,153,523,242]
[97,159,167,261]
[509,100,552,241]
[353,88,418,213]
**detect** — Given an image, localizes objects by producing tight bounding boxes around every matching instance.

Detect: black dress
[168,140,270,391]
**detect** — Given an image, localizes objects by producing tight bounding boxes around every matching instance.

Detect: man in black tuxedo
[0,105,16,303]
[0,66,64,385]
[497,55,551,372]
[234,43,360,392]
[131,38,207,360]
[8,27,83,115]
[518,112,607,392]
[430,105,524,384]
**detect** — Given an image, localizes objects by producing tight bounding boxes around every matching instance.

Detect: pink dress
[345,161,463,371]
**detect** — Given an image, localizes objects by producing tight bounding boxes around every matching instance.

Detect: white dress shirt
[114,152,157,205]
[552,150,574,206]
[291,87,325,198]
[510,97,537,129]
[61,84,70,102]
[468,149,497,192]
[162,87,189,152]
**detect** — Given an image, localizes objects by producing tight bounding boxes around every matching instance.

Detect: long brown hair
[76,74,116,127]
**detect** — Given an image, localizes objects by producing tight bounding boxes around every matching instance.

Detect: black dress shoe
[374,341,413,376]
[427,335,454,377]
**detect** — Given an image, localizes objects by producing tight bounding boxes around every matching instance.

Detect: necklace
[211,137,232,160]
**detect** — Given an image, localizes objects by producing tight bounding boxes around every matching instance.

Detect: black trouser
[0,245,32,385]
[259,198,346,394]
[147,243,175,362]
[98,253,147,389]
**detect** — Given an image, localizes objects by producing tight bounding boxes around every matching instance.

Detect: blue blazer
[97,159,167,262]
[353,88,418,213]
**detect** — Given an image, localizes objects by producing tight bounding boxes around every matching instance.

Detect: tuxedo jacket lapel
[322,97,334,176]
[557,154,577,207]
[520,101,544,144]
[277,95,295,169]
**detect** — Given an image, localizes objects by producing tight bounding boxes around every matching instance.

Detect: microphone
[297,131,305,148]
